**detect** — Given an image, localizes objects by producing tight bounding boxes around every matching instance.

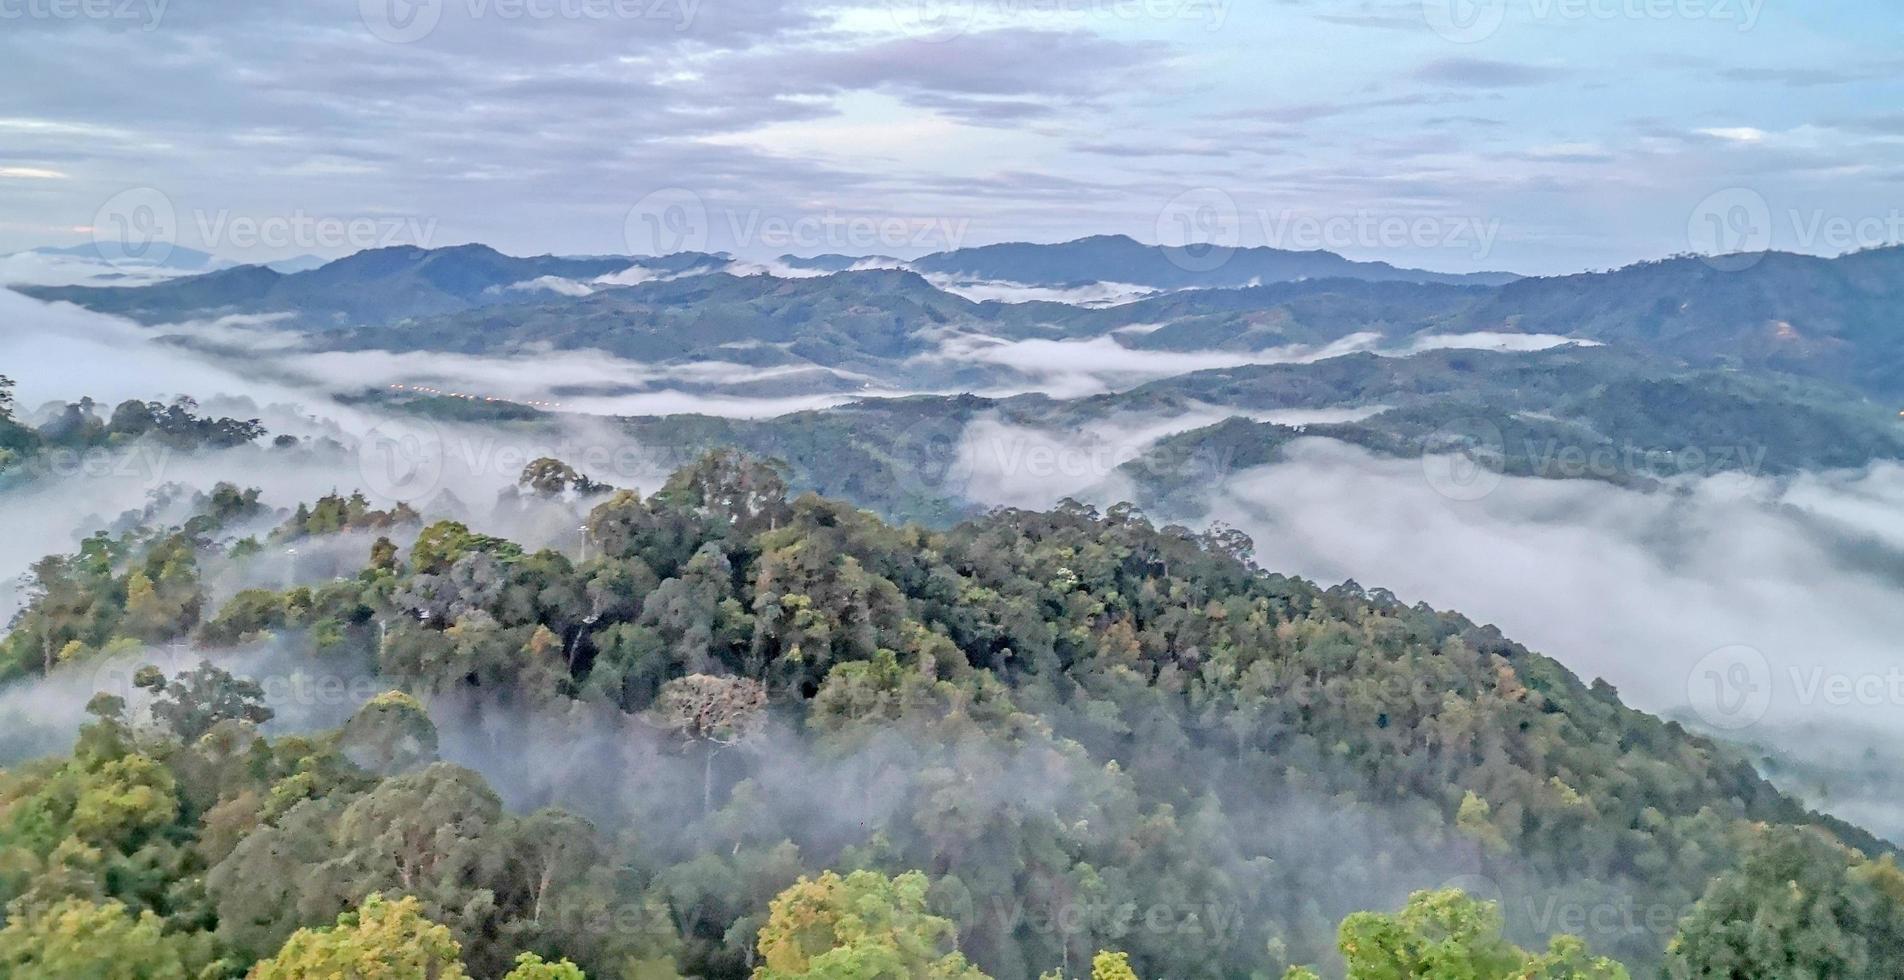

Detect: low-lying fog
[3,286,1899,839]
[948,422,1904,838]
[1213,447,1904,839]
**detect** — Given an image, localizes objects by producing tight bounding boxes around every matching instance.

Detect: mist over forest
[7,232,1904,979]
[8,2,1904,977]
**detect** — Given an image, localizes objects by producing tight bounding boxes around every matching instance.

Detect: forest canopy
[0,450,1896,978]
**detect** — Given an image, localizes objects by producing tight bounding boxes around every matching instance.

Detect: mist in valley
[3,278,1902,974]
[934,404,1904,841]
[9,286,1903,828]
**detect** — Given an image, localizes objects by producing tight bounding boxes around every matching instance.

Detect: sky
[2,0,1902,275]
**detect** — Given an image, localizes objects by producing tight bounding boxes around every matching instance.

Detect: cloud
[913,331,1594,400]
[1193,441,1904,743]
[945,401,1402,513]
[1720,64,1904,87]
[1404,332,1594,354]
[773,28,1167,100]
[712,27,1173,129]
[1830,113,1904,136]
[1,0,1900,276]
[1411,58,1566,87]
[504,275,596,297]
[0,292,307,407]
[921,276,1158,306]
[914,333,1373,398]
[0,252,189,287]
[1697,126,1771,144]
[1072,140,1234,159]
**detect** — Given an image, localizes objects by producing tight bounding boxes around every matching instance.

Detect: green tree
[337,691,439,775]
[137,661,274,741]
[520,458,608,498]
[753,870,988,980]
[503,951,588,979]
[1317,889,1627,980]
[1039,950,1144,980]
[409,521,522,576]
[658,449,791,537]
[1665,825,1904,979]
[1338,889,1525,979]
[1092,951,1140,980]
[0,897,198,979]
[250,892,469,979]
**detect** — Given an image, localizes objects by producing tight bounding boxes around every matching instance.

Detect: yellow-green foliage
[753,869,988,980]
[503,951,589,979]
[250,893,469,980]
[1302,889,1629,980]
[0,897,194,979]
[1092,951,1140,980]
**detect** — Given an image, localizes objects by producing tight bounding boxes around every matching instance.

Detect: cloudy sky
[2,0,1900,274]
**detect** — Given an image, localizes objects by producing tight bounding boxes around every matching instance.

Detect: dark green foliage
[518,458,611,499]
[19,244,640,331]
[3,453,1897,978]
[335,691,438,775]
[0,483,265,680]
[1664,825,1904,979]
[276,492,420,540]
[372,345,1904,530]
[0,392,266,483]
[1122,345,1904,508]
[137,662,274,742]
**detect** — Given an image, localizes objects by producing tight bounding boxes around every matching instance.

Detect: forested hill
[21,241,1904,399]
[1,452,1895,978]
[1443,247,1904,399]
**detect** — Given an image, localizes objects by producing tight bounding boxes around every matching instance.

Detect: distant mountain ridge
[13,234,1515,328]
[320,267,976,382]
[19,243,643,329]
[908,233,1522,288]
[1442,247,1904,397]
[19,238,1904,397]
[19,242,228,272]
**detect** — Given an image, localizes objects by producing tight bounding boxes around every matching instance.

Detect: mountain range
[20,238,1904,400]
[905,233,1521,288]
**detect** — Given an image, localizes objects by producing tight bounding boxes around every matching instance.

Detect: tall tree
[135,662,274,742]
[250,892,470,979]
[753,870,988,980]
[649,673,767,815]
[0,898,201,979]
[336,690,439,775]
[1285,889,1628,980]
[1666,825,1904,979]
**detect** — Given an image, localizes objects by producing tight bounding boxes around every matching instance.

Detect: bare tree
[648,674,768,814]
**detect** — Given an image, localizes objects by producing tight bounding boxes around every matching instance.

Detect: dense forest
[352,339,1904,533]
[2,449,1898,978]
[32,241,1904,399]
[0,374,269,481]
